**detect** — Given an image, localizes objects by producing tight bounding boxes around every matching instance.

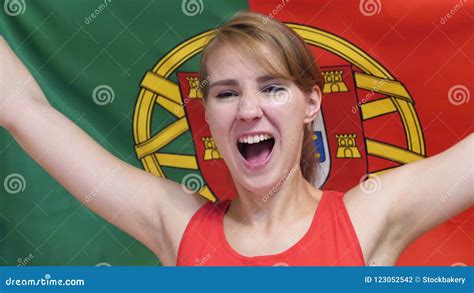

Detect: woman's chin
[237,175,282,198]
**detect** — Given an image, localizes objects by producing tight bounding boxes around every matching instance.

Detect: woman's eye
[216,91,238,98]
[261,85,286,94]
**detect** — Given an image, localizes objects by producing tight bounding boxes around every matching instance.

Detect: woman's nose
[236,93,263,122]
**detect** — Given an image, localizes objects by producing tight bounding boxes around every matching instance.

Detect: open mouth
[237,134,275,165]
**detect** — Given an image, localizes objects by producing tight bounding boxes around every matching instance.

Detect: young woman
[0,11,472,266]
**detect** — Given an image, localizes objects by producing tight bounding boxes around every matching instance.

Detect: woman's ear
[303,85,322,124]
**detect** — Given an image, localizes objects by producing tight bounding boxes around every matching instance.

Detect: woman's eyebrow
[209,79,238,89]
[208,76,281,89]
[256,75,280,83]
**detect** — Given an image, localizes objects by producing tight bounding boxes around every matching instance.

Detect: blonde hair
[199,11,322,184]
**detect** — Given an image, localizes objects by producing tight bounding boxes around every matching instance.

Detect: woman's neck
[228,169,322,230]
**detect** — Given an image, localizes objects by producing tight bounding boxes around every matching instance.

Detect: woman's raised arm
[384,134,473,248]
[345,133,473,265]
[0,36,207,265]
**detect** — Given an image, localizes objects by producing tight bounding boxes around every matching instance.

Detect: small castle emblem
[322,70,349,93]
[335,134,361,158]
[202,137,222,160]
[187,76,204,99]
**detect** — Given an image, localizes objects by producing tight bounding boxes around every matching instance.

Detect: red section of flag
[249,0,473,266]
[319,65,368,192]
[177,72,237,200]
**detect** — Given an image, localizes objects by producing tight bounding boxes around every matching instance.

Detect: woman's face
[204,44,320,195]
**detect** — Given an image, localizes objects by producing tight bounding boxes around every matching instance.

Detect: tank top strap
[317,189,346,217]
[312,190,365,265]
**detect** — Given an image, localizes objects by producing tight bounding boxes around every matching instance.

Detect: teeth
[238,134,273,144]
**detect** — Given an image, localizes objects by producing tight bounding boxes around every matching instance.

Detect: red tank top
[177,190,365,266]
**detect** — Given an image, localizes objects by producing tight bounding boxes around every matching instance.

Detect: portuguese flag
[0,0,472,266]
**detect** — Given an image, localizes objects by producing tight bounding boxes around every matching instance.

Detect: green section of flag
[0,0,247,266]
